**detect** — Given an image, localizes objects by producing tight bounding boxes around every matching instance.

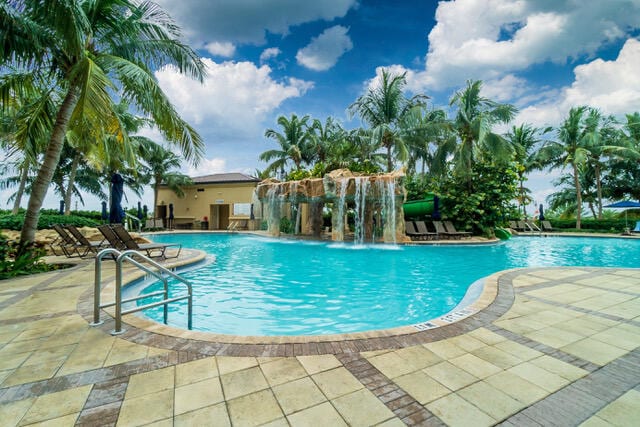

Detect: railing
[91,248,193,335]
[125,212,142,232]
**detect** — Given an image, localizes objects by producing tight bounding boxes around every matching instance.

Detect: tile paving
[0,252,639,426]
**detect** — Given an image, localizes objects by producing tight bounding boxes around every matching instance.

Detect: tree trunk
[386,144,392,172]
[588,201,597,219]
[595,164,603,220]
[11,164,29,215]
[519,179,527,218]
[153,181,159,217]
[573,163,582,230]
[19,86,80,248]
[64,152,81,215]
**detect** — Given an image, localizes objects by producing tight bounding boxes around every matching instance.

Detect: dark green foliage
[404,173,433,201]
[548,219,632,233]
[0,213,99,231]
[435,162,520,235]
[0,233,53,280]
[279,217,294,234]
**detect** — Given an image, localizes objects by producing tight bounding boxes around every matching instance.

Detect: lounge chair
[431,221,460,239]
[51,224,89,257]
[517,220,529,232]
[443,221,472,238]
[65,225,108,255]
[111,224,181,259]
[509,220,519,231]
[541,220,554,231]
[97,224,127,251]
[413,221,438,240]
[525,219,540,231]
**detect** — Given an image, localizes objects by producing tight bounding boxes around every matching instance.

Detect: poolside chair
[50,224,88,257]
[509,220,519,230]
[517,220,529,232]
[443,221,472,238]
[541,220,554,232]
[413,221,438,240]
[65,225,108,255]
[431,221,459,239]
[525,219,541,232]
[111,224,181,259]
[97,224,127,251]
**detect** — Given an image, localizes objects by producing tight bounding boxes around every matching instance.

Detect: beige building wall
[156,182,258,230]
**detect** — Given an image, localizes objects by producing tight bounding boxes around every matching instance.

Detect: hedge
[0,213,100,231]
[547,219,632,232]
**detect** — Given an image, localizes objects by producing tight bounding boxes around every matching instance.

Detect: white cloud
[296,25,353,71]
[260,47,281,63]
[423,0,640,90]
[205,41,236,57]
[155,0,357,45]
[156,58,313,138]
[516,38,640,128]
[187,157,227,177]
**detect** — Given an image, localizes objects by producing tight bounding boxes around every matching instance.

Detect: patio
[0,253,639,426]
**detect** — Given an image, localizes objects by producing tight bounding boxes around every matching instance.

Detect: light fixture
[194,194,198,199]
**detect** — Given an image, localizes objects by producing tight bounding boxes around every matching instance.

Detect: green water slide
[403,193,436,218]
[495,227,511,240]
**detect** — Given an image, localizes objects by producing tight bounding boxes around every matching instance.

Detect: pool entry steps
[91,248,193,335]
[257,168,407,244]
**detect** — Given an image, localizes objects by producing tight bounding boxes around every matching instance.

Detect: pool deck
[1,252,639,426]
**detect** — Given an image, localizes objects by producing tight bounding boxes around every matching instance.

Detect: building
[156,173,260,230]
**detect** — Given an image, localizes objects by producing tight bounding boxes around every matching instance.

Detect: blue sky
[6,0,640,211]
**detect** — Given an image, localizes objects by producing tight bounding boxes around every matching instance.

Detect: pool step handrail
[91,248,193,335]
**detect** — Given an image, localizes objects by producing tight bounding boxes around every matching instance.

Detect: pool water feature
[131,234,640,336]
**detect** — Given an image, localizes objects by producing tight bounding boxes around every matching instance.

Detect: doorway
[209,204,230,230]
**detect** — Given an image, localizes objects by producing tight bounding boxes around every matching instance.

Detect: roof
[189,172,260,184]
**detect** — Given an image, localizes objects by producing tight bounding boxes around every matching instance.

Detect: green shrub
[548,219,630,233]
[0,233,53,280]
[279,217,294,234]
[0,213,100,231]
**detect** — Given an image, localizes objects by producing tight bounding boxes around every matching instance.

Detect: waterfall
[334,178,349,241]
[353,177,369,245]
[265,185,282,235]
[379,177,397,244]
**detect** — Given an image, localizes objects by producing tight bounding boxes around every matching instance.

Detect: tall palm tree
[348,69,428,172]
[400,106,450,175]
[1,0,206,248]
[260,114,313,177]
[138,139,192,211]
[536,106,592,229]
[506,124,551,218]
[444,80,517,175]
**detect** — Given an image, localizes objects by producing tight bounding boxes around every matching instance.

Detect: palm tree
[506,124,551,218]
[400,106,450,175]
[261,114,313,177]
[536,106,592,229]
[444,80,517,175]
[1,0,206,248]
[348,69,428,172]
[138,139,192,211]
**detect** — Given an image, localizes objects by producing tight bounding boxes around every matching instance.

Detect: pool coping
[77,246,517,356]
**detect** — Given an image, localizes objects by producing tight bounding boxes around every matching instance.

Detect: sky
[5,0,640,212]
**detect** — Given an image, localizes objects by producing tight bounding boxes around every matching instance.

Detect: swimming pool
[130,234,639,336]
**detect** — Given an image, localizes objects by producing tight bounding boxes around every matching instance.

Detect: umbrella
[59,200,64,215]
[604,200,640,229]
[109,173,125,224]
[101,201,108,221]
[137,201,143,219]
[539,204,545,221]
[432,195,441,220]
[169,203,174,229]
[143,204,148,218]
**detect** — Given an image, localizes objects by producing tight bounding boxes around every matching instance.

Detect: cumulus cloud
[155,58,313,138]
[516,38,640,127]
[423,0,640,90]
[296,25,353,71]
[187,157,228,177]
[155,0,357,46]
[259,47,282,63]
[205,41,236,57]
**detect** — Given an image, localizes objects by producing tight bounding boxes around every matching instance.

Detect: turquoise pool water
[132,234,639,336]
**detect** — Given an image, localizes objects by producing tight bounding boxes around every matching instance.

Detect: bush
[279,217,294,234]
[548,219,630,233]
[0,232,53,280]
[0,213,100,231]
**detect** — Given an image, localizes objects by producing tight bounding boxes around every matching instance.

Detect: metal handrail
[91,248,193,335]
[125,212,142,232]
